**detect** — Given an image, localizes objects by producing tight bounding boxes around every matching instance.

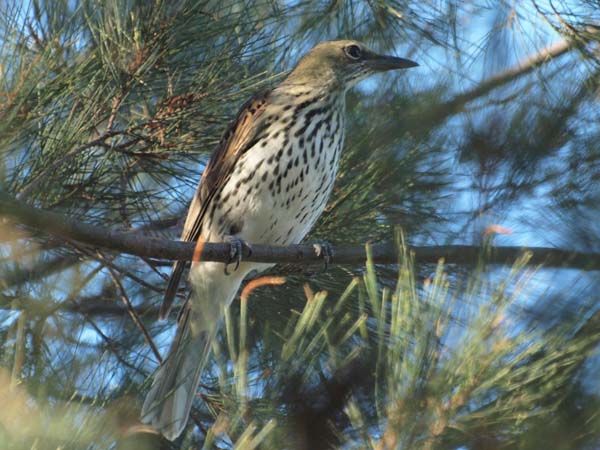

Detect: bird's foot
[312,241,334,272]
[224,235,252,275]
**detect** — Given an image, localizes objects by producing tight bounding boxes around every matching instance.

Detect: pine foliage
[1,1,599,449]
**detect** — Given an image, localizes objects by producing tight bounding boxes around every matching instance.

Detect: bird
[141,39,417,440]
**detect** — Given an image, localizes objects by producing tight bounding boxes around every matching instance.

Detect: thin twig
[83,314,147,374]
[100,252,162,363]
[82,248,164,294]
[16,131,122,200]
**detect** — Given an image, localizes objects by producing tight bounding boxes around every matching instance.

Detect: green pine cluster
[1,1,599,449]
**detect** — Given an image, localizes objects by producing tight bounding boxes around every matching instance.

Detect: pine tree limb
[423,39,577,124]
[2,191,599,270]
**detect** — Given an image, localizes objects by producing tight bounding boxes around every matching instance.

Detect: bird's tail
[140,303,215,441]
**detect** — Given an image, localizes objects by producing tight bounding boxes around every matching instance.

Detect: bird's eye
[344,44,362,60]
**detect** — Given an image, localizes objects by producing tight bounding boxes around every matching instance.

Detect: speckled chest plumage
[201,88,345,248]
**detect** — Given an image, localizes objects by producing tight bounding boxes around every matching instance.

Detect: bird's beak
[368,54,418,71]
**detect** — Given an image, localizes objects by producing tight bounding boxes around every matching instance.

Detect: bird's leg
[312,241,334,271]
[223,235,252,275]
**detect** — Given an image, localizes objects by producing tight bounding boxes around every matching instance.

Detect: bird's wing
[159,89,271,319]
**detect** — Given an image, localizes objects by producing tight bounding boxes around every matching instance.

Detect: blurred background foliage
[0,0,599,449]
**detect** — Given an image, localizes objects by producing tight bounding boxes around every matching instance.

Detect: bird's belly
[207,130,342,247]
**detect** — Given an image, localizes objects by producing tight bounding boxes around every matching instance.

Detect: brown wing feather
[159,89,271,320]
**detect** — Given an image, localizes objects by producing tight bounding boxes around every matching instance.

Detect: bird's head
[285,40,418,90]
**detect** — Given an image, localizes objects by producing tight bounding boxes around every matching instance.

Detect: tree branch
[424,39,576,124]
[0,292,167,317]
[1,191,599,270]
[2,254,81,289]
